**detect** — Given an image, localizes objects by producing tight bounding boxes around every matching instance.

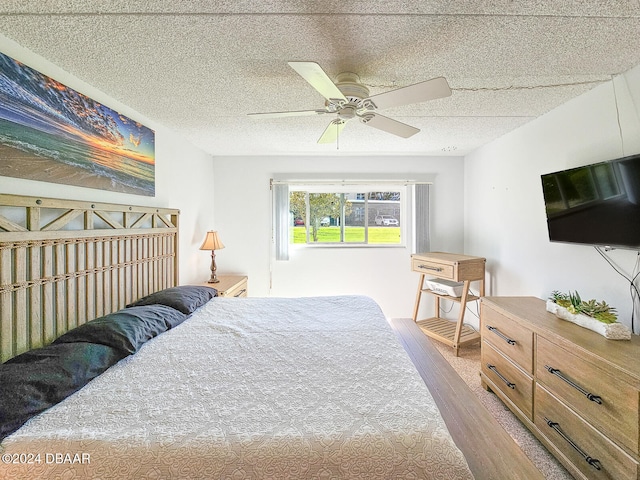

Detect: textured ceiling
[1,1,640,156]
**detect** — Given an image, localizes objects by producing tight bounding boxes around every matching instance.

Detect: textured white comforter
[1,295,472,479]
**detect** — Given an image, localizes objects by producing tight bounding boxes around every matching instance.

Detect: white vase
[546,300,631,340]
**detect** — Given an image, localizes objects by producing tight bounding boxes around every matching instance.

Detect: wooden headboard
[0,194,180,362]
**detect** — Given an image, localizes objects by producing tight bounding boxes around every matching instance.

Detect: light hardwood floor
[390,317,546,480]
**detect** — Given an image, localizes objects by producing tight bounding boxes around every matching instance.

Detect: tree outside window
[290,190,401,245]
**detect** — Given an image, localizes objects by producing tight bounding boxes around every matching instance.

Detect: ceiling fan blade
[288,61,347,103]
[318,119,347,144]
[360,113,420,138]
[366,77,452,110]
[248,109,328,118]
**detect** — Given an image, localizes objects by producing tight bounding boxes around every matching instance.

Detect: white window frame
[272,178,431,260]
[291,187,406,247]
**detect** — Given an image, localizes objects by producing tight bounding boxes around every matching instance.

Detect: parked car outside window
[374,215,398,226]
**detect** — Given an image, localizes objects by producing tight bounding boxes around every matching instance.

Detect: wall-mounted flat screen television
[541,153,640,249]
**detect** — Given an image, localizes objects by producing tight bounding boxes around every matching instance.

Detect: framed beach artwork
[0,51,155,196]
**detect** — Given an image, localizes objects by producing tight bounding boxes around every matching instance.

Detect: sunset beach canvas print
[0,51,155,196]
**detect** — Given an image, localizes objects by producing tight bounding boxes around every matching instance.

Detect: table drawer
[223,279,248,298]
[411,257,455,279]
[482,341,533,420]
[537,335,640,455]
[481,304,533,374]
[535,385,639,480]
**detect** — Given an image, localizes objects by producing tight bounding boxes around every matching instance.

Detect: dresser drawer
[411,257,455,279]
[535,385,639,480]
[481,304,533,374]
[482,341,533,419]
[537,335,640,455]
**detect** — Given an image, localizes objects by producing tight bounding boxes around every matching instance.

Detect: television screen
[541,153,640,249]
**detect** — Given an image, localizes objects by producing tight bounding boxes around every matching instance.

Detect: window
[290,190,402,245]
[272,180,430,260]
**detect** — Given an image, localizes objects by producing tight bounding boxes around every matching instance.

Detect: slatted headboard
[0,194,180,362]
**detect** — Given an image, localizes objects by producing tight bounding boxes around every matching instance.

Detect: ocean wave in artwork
[0,51,155,196]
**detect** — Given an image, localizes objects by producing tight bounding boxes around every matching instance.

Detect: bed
[0,194,542,479]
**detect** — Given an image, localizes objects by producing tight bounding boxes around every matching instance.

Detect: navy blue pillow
[0,342,126,442]
[53,305,187,355]
[126,285,217,314]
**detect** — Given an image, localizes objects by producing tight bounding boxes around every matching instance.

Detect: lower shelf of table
[416,317,481,348]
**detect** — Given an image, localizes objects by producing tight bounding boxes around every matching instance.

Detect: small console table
[411,252,486,356]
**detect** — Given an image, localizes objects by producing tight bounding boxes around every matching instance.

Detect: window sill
[290,243,407,249]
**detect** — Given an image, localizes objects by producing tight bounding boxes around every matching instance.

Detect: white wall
[465,64,640,333]
[212,155,466,319]
[0,34,216,285]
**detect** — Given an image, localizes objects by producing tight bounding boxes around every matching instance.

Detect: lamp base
[207,250,220,284]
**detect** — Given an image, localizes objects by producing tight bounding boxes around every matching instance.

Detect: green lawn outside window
[291,226,401,244]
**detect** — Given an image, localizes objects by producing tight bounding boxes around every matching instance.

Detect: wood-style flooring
[390,317,545,480]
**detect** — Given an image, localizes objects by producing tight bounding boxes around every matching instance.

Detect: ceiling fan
[248,61,452,144]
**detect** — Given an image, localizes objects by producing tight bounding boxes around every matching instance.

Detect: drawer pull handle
[417,264,443,272]
[486,363,515,389]
[544,365,602,404]
[234,289,247,298]
[544,418,602,471]
[486,325,517,345]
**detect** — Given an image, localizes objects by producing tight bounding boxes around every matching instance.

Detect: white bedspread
[2,295,472,479]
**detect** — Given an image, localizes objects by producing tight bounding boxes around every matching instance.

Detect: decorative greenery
[549,290,618,324]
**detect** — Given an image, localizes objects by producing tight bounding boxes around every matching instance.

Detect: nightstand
[207,275,248,298]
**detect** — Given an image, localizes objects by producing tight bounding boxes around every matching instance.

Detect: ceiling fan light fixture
[338,105,357,121]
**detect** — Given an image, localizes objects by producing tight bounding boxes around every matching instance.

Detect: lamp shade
[200,231,225,251]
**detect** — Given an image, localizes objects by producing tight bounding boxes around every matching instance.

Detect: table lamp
[200,231,225,283]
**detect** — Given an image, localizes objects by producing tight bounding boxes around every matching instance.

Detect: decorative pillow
[126,285,217,314]
[0,342,126,442]
[53,305,187,355]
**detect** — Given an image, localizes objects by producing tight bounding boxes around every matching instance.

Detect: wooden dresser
[480,296,640,480]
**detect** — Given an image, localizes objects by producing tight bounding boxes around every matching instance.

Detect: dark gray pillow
[53,305,187,355]
[126,285,217,314]
[0,342,127,442]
